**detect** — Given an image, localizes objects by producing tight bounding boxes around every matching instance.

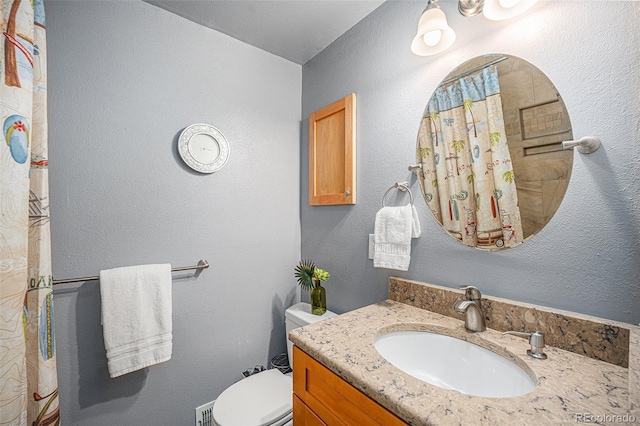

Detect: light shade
[411,4,456,56]
[483,0,539,20]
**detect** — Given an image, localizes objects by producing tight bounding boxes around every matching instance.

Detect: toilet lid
[212,369,292,426]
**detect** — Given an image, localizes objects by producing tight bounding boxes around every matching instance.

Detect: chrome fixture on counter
[502,330,547,359]
[454,285,486,332]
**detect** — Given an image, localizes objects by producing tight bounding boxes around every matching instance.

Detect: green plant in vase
[294,260,330,315]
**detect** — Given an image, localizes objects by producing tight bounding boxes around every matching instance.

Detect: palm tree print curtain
[418,66,523,249]
[1,0,60,424]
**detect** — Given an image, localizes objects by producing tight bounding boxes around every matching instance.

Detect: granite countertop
[289,300,630,425]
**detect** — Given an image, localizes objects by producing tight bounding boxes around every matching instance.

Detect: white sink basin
[374,331,535,398]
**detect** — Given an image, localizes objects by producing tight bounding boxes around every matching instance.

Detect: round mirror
[416,54,573,250]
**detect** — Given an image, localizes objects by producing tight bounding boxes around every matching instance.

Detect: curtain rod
[439,56,508,87]
[52,259,209,285]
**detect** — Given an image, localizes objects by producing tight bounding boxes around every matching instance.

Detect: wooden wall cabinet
[308,93,356,206]
[293,346,407,425]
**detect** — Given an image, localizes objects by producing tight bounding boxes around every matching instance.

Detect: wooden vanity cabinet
[293,346,407,425]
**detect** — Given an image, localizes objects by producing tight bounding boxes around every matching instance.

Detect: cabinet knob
[345,189,351,196]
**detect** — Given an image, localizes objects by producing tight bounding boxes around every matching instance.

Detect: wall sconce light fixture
[483,0,539,21]
[412,0,539,56]
[410,0,456,56]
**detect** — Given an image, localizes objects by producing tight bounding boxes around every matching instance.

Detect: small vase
[310,283,326,315]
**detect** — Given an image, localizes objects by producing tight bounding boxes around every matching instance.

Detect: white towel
[374,205,421,271]
[100,263,172,378]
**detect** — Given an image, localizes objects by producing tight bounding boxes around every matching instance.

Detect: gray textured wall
[301,1,640,324]
[47,1,301,424]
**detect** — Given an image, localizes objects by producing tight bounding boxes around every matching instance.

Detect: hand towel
[100,263,172,378]
[374,204,421,271]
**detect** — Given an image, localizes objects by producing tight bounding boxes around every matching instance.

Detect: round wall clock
[178,123,230,173]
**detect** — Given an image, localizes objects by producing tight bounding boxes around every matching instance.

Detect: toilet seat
[212,369,293,426]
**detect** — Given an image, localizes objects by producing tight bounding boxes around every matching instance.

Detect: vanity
[290,279,638,425]
[293,347,406,425]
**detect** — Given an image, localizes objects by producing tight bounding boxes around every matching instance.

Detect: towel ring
[382,182,414,207]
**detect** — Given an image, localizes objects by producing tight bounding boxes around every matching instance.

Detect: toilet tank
[285,302,337,368]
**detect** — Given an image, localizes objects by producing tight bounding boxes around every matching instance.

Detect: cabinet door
[308,93,356,206]
[293,394,327,426]
[293,347,407,425]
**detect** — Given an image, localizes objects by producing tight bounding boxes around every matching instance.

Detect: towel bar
[52,259,209,285]
[382,182,414,207]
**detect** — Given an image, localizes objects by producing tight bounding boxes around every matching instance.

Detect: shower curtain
[1,0,60,425]
[418,66,522,249]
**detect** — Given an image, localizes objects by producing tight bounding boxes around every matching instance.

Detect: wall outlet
[368,234,374,260]
[195,400,215,426]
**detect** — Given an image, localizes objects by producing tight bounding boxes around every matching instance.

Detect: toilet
[212,302,337,426]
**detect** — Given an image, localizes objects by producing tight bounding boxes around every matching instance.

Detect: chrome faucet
[454,285,486,332]
[502,331,547,359]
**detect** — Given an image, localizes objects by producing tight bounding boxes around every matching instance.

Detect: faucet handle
[502,331,547,360]
[459,285,482,302]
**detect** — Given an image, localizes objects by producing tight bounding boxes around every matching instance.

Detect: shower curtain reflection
[417,65,523,250]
